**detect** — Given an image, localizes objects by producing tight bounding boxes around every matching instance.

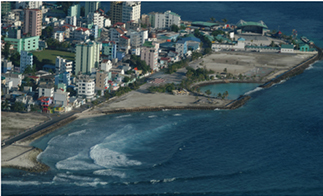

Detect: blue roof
[180,36,201,43]
[176,40,187,44]
[238,37,245,41]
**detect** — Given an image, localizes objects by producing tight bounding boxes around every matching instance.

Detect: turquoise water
[200,83,261,99]
[2,2,323,196]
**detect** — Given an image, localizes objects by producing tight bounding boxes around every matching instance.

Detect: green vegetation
[126,55,151,74]
[104,79,145,100]
[166,58,190,74]
[205,89,212,95]
[32,49,75,65]
[12,102,26,112]
[148,83,176,93]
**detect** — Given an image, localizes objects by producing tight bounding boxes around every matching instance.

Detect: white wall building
[38,84,54,98]
[53,31,65,42]
[164,10,181,28]
[65,16,77,26]
[122,1,141,23]
[55,56,73,74]
[3,72,22,88]
[88,12,104,29]
[54,90,70,107]
[104,18,111,27]
[28,1,42,9]
[101,60,113,72]
[20,50,33,73]
[77,75,95,100]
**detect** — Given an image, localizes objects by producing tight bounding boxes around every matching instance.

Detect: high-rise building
[87,12,104,29]
[68,4,80,18]
[76,75,95,99]
[85,1,100,16]
[1,2,11,14]
[65,16,77,26]
[20,50,33,73]
[110,1,123,25]
[28,1,42,9]
[55,56,73,75]
[122,1,141,23]
[75,41,101,74]
[148,10,181,29]
[24,9,42,37]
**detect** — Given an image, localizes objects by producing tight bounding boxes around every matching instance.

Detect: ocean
[2,2,323,195]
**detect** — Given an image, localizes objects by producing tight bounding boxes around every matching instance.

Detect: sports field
[32,49,75,64]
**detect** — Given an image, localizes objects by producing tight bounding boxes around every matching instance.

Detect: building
[76,75,95,99]
[53,31,65,42]
[3,72,22,88]
[68,4,80,18]
[119,35,131,52]
[1,59,13,73]
[141,41,160,71]
[1,2,11,14]
[75,41,101,74]
[109,27,127,50]
[38,84,54,98]
[110,1,123,25]
[85,1,100,16]
[141,14,150,27]
[54,88,70,107]
[55,72,71,86]
[101,60,113,72]
[175,40,187,57]
[148,10,181,29]
[55,56,73,74]
[28,1,42,9]
[95,70,110,90]
[236,20,268,35]
[20,50,33,73]
[102,41,117,60]
[73,27,91,40]
[7,26,21,39]
[122,1,141,23]
[88,12,104,29]
[280,44,294,53]
[24,9,42,37]
[65,16,77,26]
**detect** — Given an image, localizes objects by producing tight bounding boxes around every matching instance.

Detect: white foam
[150,179,161,184]
[279,79,286,84]
[148,115,157,118]
[163,178,176,183]
[244,87,263,95]
[93,169,126,178]
[56,154,101,171]
[306,64,314,70]
[1,180,41,186]
[56,173,99,182]
[90,145,142,168]
[68,129,87,137]
[115,114,132,119]
[173,114,182,116]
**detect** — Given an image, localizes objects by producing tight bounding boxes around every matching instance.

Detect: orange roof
[76,27,89,32]
[120,36,129,40]
[116,28,124,34]
[134,67,138,71]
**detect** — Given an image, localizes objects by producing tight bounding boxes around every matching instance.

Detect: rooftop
[191,21,219,27]
[236,20,268,29]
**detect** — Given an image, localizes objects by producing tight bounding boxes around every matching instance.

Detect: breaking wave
[244,87,263,95]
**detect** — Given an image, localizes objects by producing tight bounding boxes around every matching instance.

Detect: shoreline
[2,46,322,173]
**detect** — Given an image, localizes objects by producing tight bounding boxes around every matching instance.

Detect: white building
[54,90,70,107]
[73,27,91,40]
[55,56,73,74]
[211,37,246,51]
[53,31,65,42]
[65,16,77,26]
[149,10,181,29]
[20,51,33,73]
[101,60,113,72]
[104,18,111,28]
[88,12,104,29]
[76,75,95,100]
[3,72,22,88]
[280,44,294,53]
[109,27,127,50]
[28,1,42,9]
[164,10,181,28]
[122,1,141,23]
[38,84,54,98]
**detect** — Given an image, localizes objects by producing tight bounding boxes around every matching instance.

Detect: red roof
[120,36,129,40]
[134,67,138,71]
[76,27,89,32]
[160,57,170,61]
[99,9,104,12]
[102,59,109,63]
[28,76,40,79]
[120,27,127,32]
[116,28,124,34]
[113,22,125,27]
[102,41,116,44]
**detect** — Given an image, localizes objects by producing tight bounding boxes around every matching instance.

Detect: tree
[171,24,179,32]
[56,2,74,15]
[42,26,54,38]
[123,76,130,83]
[2,42,10,59]
[12,102,25,112]
[223,68,227,73]
[205,89,212,95]
[1,100,9,111]
[222,18,228,24]
[217,93,222,98]
[210,17,216,22]
[270,41,276,47]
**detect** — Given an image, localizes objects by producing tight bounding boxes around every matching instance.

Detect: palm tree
[222,18,228,24]
[217,93,222,98]
[210,17,216,22]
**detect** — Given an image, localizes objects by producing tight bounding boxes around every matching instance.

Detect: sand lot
[192,52,313,76]
[1,112,49,141]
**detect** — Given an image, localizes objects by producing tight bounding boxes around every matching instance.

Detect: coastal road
[1,109,83,149]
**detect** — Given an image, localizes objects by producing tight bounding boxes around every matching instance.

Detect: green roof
[237,20,268,29]
[191,21,219,27]
[143,41,154,48]
[168,12,180,17]
[281,44,294,49]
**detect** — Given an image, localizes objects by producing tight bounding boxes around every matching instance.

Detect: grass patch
[32,49,75,65]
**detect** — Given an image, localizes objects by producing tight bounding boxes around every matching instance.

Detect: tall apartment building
[68,4,80,18]
[95,70,109,90]
[4,36,39,53]
[122,1,141,23]
[28,1,42,9]
[110,1,123,25]
[66,16,77,26]
[87,12,104,29]
[55,56,73,75]
[102,41,117,60]
[24,9,42,37]
[140,41,159,71]
[75,41,101,74]
[85,1,100,16]
[1,2,11,14]
[148,10,181,29]
[20,50,33,73]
